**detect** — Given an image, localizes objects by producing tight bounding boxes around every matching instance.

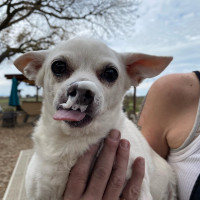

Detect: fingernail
[120,139,130,149]
[109,130,120,140]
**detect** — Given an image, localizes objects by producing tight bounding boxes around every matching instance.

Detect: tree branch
[0,0,140,64]
[0,5,35,30]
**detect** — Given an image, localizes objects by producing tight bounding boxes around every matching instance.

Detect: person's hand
[63,130,145,200]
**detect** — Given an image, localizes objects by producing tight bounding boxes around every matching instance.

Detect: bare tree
[0,0,140,64]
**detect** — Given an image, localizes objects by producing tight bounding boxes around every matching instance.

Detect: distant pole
[133,86,136,116]
[36,86,39,102]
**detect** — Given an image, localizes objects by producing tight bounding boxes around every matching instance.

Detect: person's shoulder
[148,72,196,105]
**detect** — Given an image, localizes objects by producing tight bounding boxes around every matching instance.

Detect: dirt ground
[0,114,34,199]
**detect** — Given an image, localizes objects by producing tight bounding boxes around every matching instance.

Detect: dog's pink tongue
[53,110,86,121]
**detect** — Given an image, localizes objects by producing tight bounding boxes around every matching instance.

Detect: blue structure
[9,77,20,107]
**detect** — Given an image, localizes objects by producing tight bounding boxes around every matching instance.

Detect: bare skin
[63,130,145,200]
[138,72,200,158]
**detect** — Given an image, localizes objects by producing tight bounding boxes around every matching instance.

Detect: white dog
[14,37,177,200]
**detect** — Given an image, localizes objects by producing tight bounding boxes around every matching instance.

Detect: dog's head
[14,38,172,130]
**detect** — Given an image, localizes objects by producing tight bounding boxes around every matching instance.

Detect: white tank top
[168,82,200,200]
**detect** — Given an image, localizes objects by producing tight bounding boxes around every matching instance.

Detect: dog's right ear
[122,53,173,86]
[14,50,48,81]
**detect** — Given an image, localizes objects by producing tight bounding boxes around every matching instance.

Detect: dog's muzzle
[53,81,101,127]
[67,82,95,109]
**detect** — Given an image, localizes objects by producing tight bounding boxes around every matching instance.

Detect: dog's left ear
[14,50,48,81]
[123,53,173,86]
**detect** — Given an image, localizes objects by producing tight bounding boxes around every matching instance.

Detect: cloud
[107,0,200,95]
[0,78,12,96]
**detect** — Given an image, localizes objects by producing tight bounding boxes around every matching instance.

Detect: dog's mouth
[53,104,93,128]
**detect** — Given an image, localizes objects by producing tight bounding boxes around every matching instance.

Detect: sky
[0,0,200,97]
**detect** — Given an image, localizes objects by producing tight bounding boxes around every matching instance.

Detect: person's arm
[138,76,174,158]
[138,73,198,158]
[63,130,145,200]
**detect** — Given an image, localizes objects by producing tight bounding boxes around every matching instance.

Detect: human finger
[103,139,130,200]
[83,130,121,200]
[121,157,145,200]
[63,143,99,200]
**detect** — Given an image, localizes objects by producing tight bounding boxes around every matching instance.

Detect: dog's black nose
[67,84,94,105]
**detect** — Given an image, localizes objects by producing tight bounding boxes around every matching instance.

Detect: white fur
[14,38,177,200]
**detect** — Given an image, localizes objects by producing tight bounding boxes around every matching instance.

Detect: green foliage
[123,95,144,118]
[3,106,15,112]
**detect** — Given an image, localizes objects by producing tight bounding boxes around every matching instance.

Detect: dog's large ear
[123,53,173,86]
[14,50,48,81]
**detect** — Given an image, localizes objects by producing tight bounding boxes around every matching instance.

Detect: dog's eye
[100,67,118,83]
[51,60,67,76]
